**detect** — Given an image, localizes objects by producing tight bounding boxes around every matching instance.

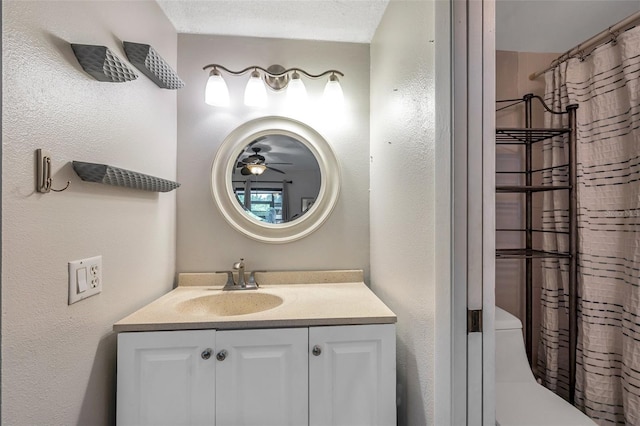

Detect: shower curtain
[539,25,640,424]
[281,180,290,222]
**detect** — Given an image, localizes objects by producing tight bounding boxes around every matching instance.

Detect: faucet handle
[248,271,265,289]
[215,271,236,289]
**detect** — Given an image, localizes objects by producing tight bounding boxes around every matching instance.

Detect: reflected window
[234,188,283,223]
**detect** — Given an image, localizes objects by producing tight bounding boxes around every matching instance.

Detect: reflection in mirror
[232,135,320,224]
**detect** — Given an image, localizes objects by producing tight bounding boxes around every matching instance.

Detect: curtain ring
[608,26,619,45]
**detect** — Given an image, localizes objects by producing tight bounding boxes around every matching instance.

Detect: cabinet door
[309,324,396,426]
[215,328,308,426]
[117,330,216,426]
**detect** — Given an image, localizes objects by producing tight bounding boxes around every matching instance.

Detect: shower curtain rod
[529,10,640,80]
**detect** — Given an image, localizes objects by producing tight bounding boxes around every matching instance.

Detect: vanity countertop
[113,270,397,332]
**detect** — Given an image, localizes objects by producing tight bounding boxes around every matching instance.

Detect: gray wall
[175,34,371,275]
[497,0,639,52]
[1,1,177,423]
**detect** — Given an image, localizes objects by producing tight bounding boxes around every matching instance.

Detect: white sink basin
[174,292,284,316]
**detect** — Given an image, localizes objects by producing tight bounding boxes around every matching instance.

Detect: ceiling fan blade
[265,162,293,165]
[266,166,286,174]
[243,154,265,163]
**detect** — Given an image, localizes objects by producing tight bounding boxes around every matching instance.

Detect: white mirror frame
[211,116,341,244]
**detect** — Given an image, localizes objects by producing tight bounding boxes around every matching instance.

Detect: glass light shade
[244,70,267,107]
[323,74,344,108]
[247,164,266,175]
[205,69,230,107]
[286,72,308,106]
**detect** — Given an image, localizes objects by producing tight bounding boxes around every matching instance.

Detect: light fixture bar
[202,64,344,80]
[203,63,345,108]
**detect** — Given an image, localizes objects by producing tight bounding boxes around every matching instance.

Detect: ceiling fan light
[247,163,267,175]
[286,72,308,106]
[244,70,267,107]
[205,69,230,107]
[323,74,344,108]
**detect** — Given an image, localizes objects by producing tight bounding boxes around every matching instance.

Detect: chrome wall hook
[37,149,70,193]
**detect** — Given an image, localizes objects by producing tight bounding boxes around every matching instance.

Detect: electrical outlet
[68,255,102,305]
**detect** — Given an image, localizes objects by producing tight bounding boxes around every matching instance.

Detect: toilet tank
[495,307,536,383]
[495,306,524,330]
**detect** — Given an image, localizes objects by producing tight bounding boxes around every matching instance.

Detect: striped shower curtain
[540,25,640,424]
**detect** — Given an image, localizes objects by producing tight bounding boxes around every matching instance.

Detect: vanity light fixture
[323,73,345,107]
[202,64,344,108]
[205,68,230,107]
[286,71,308,106]
[244,69,268,107]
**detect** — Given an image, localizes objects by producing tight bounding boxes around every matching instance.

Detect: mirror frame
[211,116,340,244]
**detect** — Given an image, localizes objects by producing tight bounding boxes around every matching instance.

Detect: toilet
[495,307,597,426]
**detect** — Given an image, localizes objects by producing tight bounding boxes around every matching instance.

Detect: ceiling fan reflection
[237,147,291,175]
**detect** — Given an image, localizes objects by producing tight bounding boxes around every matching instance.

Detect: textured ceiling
[156,0,390,43]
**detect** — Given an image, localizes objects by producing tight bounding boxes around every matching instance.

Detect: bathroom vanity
[114,270,397,426]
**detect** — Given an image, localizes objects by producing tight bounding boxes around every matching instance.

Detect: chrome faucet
[218,258,259,290]
[233,258,247,288]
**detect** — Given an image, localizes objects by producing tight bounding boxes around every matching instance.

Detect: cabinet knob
[312,345,322,356]
[201,349,212,360]
[216,349,228,361]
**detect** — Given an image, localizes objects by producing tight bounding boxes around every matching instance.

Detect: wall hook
[36,149,70,193]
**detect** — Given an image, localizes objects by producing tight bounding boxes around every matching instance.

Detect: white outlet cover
[68,255,102,305]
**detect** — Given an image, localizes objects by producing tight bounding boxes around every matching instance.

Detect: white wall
[370,0,436,423]
[176,34,370,275]
[1,1,177,424]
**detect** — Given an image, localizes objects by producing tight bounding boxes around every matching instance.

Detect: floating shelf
[72,161,180,192]
[496,128,571,144]
[123,41,184,90]
[496,248,571,259]
[71,44,138,83]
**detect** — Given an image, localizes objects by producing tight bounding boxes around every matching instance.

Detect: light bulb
[244,70,267,107]
[247,164,266,175]
[286,71,308,107]
[323,74,344,108]
[204,69,229,107]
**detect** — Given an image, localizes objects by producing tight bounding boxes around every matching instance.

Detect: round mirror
[211,116,340,243]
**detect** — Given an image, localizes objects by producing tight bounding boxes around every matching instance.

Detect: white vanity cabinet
[309,324,396,426]
[116,324,396,426]
[116,330,217,426]
[215,328,308,426]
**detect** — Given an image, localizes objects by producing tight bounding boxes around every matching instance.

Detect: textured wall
[1,1,177,424]
[370,0,436,424]
[176,34,370,276]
